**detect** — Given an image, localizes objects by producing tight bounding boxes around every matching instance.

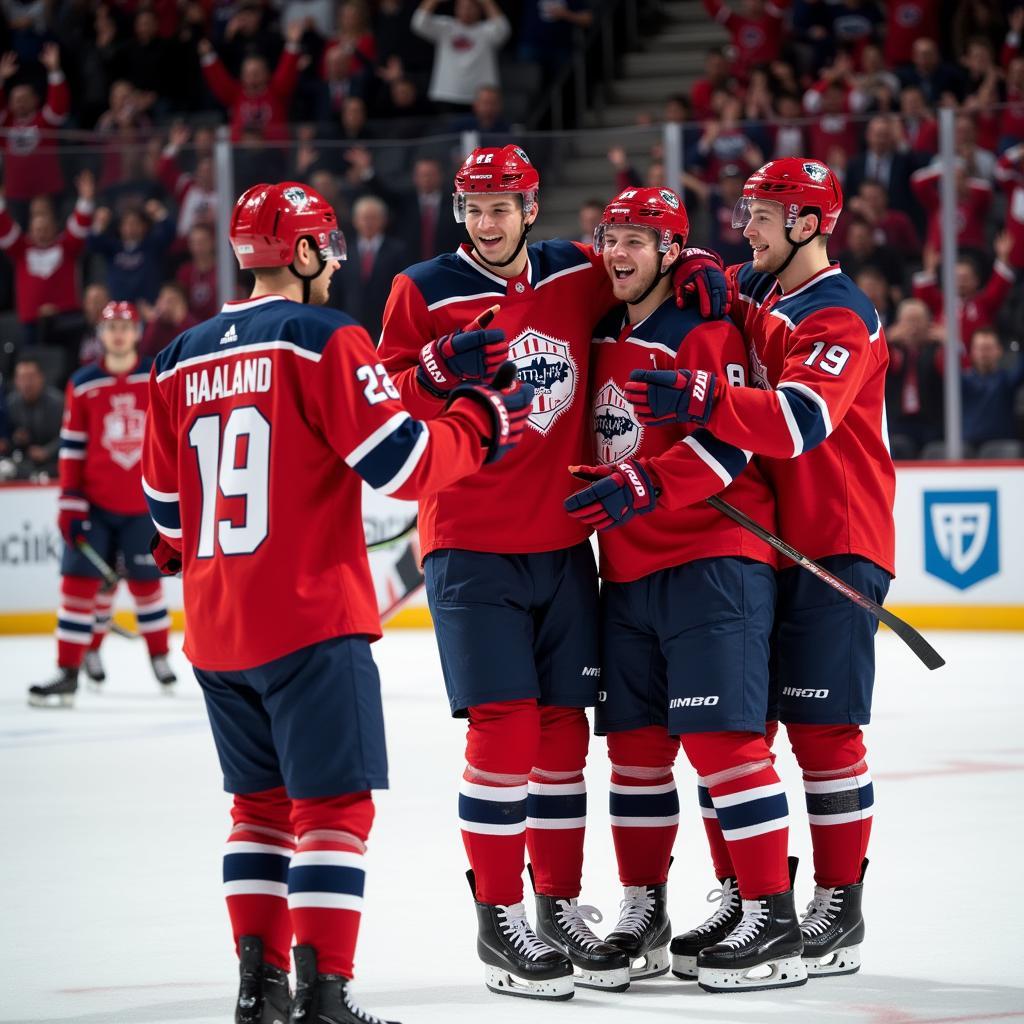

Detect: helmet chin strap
[287,236,329,303]
[772,209,822,282]
[627,252,680,308]
[474,220,533,269]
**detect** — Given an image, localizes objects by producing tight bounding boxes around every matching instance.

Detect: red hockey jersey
[378,240,616,559]
[0,71,68,200]
[588,298,775,583]
[716,262,896,574]
[142,294,491,671]
[59,356,153,515]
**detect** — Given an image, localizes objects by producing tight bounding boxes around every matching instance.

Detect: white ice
[2,628,1023,1024]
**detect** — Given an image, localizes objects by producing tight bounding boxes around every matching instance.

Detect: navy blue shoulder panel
[69,362,113,387]
[527,238,592,283]
[775,273,879,335]
[592,305,624,339]
[402,252,504,308]
[629,296,708,355]
[736,261,777,306]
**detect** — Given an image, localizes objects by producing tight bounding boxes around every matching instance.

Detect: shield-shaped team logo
[509,329,578,434]
[593,379,641,464]
[103,394,146,470]
[923,490,999,590]
[283,186,308,212]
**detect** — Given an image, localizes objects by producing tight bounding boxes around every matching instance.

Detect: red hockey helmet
[100,300,141,324]
[453,145,540,223]
[593,187,690,254]
[732,158,843,235]
[229,181,347,270]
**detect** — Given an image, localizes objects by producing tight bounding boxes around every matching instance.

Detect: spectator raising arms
[961,327,1024,452]
[0,44,68,218]
[702,0,786,80]
[198,22,303,142]
[0,170,95,345]
[88,199,176,307]
[158,123,217,242]
[139,282,198,359]
[412,0,510,110]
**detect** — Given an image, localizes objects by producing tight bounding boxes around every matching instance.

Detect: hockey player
[565,187,804,992]
[376,145,632,999]
[142,180,532,1024]
[28,301,175,708]
[626,159,895,981]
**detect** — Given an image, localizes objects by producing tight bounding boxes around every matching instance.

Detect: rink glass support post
[460,131,480,161]
[938,106,964,460]
[214,126,237,309]
[663,122,683,197]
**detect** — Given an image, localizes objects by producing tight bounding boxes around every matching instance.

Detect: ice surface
[2,628,1023,1023]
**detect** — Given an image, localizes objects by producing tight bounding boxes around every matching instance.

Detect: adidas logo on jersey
[220,323,238,345]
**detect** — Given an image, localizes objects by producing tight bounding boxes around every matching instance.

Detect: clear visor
[732,195,793,230]
[453,190,538,224]
[318,229,347,261]
[593,223,668,255]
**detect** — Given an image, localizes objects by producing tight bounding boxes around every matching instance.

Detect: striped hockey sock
[803,762,873,888]
[223,788,294,972]
[56,575,101,668]
[89,587,116,651]
[127,579,170,656]
[697,780,735,879]
[460,766,529,906]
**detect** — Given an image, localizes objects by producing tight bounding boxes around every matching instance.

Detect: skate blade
[628,944,670,980]
[671,952,698,980]
[27,693,75,708]
[573,964,631,992]
[484,964,574,1001]
[698,954,808,992]
[804,943,861,977]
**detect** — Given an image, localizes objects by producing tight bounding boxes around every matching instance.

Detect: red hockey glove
[672,247,734,319]
[447,361,535,464]
[563,460,657,531]
[625,368,717,427]
[417,305,509,397]
[150,534,182,576]
[57,491,90,545]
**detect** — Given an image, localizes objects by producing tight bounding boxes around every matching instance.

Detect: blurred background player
[377,145,628,999]
[142,180,531,1024]
[28,301,174,708]
[628,159,895,982]
[565,188,801,992]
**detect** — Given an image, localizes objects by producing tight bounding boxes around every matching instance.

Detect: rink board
[0,463,1022,632]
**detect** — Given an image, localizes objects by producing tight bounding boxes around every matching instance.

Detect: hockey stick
[74,538,139,640]
[705,495,945,671]
[366,515,418,551]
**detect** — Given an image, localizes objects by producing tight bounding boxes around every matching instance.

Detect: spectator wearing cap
[5,355,63,480]
[0,171,94,346]
[0,44,68,223]
[88,199,176,307]
[412,0,510,111]
[140,283,197,359]
[961,327,1024,451]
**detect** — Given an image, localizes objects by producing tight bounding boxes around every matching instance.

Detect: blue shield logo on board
[923,490,999,590]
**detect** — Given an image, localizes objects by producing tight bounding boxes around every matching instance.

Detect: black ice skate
[289,944,398,1024]
[696,888,807,993]
[800,859,867,977]
[27,667,78,708]
[670,876,741,980]
[604,883,672,980]
[467,870,574,1001]
[235,935,290,1024]
[83,649,106,690]
[151,654,177,692]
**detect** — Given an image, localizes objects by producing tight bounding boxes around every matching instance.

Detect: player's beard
[751,241,787,275]
[615,263,659,304]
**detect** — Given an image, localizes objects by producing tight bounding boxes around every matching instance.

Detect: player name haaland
[184,357,272,407]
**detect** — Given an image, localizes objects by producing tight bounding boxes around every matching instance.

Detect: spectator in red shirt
[690,47,735,120]
[139,282,197,358]
[805,80,860,159]
[158,123,217,247]
[884,1,939,67]
[321,1,378,84]
[198,22,303,142]
[995,142,1024,268]
[691,93,764,183]
[702,0,786,80]
[1000,55,1024,150]
[0,170,94,345]
[912,232,1015,363]
[899,85,938,156]
[0,43,68,220]
[911,161,993,255]
[175,223,219,322]
[845,180,921,259]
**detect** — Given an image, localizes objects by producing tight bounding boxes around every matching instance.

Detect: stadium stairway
[532,0,727,241]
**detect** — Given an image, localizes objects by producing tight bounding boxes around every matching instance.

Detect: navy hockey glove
[564,460,657,531]
[57,491,90,545]
[448,361,535,464]
[672,247,733,319]
[625,368,717,427]
[150,534,182,576]
[417,305,509,397]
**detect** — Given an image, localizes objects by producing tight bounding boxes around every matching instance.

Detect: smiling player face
[464,194,534,266]
[742,199,792,274]
[601,225,666,303]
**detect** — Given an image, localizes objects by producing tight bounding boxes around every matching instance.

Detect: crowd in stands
[0,0,1022,476]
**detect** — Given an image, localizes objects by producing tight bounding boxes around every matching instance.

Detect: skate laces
[343,986,387,1024]
[614,887,655,937]
[801,886,843,937]
[498,902,556,960]
[721,899,769,948]
[693,879,740,936]
[555,900,605,949]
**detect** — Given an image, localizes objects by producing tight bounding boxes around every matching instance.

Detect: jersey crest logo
[102,393,145,470]
[748,341,771,390]
[282,186,308,211]
[509,329,578,434]
[593,379,641,464]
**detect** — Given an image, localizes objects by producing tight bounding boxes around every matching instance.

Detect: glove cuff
[447,386,507,463]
